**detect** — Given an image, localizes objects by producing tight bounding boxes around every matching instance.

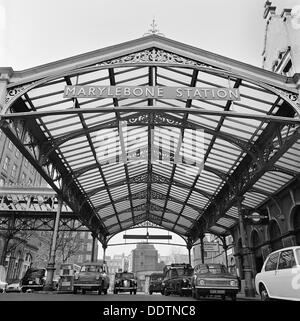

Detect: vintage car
[113,272,137,295]
[191,263,240,300]
[6,282,22,293]
[73,261,109,295]
[149,272,164,295]
[161,263,193,296]
[255,246,300,301]
[20,268,47,292]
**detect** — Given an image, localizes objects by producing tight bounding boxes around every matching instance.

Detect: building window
[24,158,28,168]
[87,243,92,251]
[11,164,17,178]
[0,177,5,186]
[28,178,32,186]
[3,157,10,172]
[85,254,91,262]
[15,148,20,158]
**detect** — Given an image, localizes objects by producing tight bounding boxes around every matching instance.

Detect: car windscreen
[150,275,163,281]
[24,269,45,279]
[121,273,134,279]
[197,265,227,274]
[295,249,300,265]
[176,268,194,276]
[80,265,105,272]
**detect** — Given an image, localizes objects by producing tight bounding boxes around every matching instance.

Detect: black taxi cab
[149,272,164,295]
[161,263,193,296]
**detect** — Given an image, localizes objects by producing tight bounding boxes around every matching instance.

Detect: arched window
[250,230,263,273]
[268,220,283,251]
[292,206,300,245]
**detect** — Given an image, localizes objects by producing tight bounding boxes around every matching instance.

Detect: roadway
[0,291,258,301]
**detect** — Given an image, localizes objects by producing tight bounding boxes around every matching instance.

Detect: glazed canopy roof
[2,35,300,244]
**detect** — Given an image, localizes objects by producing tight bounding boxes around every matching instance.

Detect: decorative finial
[143,18,165,37]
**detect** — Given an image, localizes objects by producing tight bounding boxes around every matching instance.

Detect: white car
[0,280,8,293]
[255,246,300,301]
[6,282,22,293]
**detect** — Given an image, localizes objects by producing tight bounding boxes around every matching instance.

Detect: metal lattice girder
[196,106,300,239]
[0,117,108,244]
[1,35,300,241]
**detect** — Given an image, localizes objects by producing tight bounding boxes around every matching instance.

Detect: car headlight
[197,279,205,286]
[230,280,237,287]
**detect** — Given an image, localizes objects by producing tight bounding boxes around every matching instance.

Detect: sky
[1,0,299,258]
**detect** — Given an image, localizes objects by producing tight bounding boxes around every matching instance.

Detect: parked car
[73,261,109,295]
[191,263,240,301]
[0,280,8,293]
[149,273,164,295]
[161,263,193,296]
[20,268,46,292]
[255,246,300,301]
[113,272,137,295]
[6,282,22,293]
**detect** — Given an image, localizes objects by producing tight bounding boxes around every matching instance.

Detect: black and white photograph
[0,0,299,319]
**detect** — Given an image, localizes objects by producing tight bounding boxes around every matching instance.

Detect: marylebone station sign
[64,85,241,101]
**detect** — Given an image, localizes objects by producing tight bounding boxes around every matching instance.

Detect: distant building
[193,234,233,267]
[129,243,165,291]
[262,1,300,75]
[0,124,46,283]
[105,254,128,290]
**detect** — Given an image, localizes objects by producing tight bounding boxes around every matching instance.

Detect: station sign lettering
[64,85,240,101]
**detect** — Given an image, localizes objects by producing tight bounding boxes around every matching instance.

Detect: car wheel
[134,289,137,295]
[221,294,226,301]
[98,288,102,295]
[103,289,108,295]
[73,287,78,294]
[114,289,118,294]
[82,289,86,295]
[231,293,237,301]
[260,285,270,301]
[149,291,152,295]
[21,288,27,293]
[164,288,170,296]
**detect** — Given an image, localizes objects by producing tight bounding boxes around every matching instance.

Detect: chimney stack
[263,1,277,20]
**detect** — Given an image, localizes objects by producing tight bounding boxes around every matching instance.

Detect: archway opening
[269,220,283,251]
[250,230,263,274]
[292,205,300,245]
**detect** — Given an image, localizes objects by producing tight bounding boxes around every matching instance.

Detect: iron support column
[222,236,229,269]
[91,234,96,262]
[237,198,255,297]
[200,236,205,264]
[45,197,62,290]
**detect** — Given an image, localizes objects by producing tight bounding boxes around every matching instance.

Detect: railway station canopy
[1,35,300,245]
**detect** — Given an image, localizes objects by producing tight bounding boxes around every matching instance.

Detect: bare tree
[34,230,82,267]
[0,220,34,266]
